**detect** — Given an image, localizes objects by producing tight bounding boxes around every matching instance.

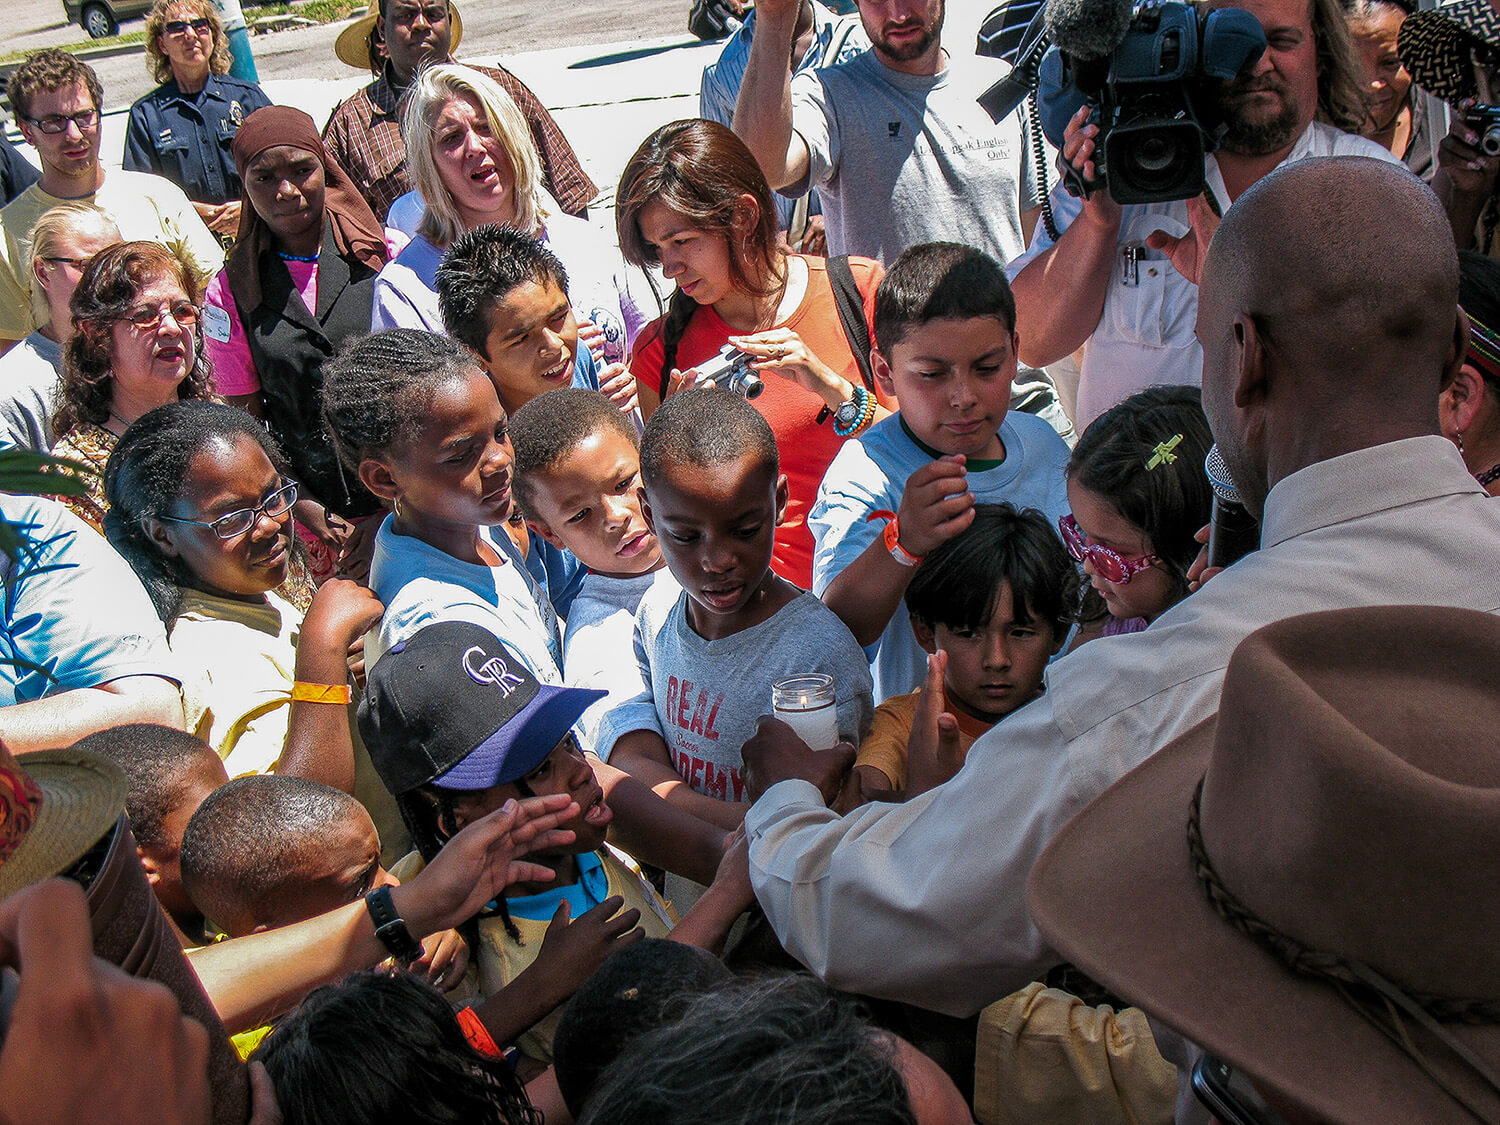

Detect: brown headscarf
[227,105,388,311]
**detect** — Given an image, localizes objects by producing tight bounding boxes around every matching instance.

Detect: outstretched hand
[904,651,967,799]
[1144,193,1220,286]
[741,715,855,805]
[396,794,579,935]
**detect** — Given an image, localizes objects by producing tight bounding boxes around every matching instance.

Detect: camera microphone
[1043,0,1134,60]
[1204,445,1259,570]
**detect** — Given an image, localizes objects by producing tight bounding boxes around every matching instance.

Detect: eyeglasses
[41,256,90,270]
[158,480,299,539]
[163,16,212,33]
[115,301,200,331]
[23,109,100,135]
[1058,514,1160,585]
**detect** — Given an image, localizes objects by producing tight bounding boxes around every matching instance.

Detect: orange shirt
[631,254,885,588]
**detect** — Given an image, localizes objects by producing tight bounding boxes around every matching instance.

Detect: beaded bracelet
[833,384,877,437]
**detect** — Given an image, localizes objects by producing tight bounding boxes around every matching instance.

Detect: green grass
[0,0,365,65]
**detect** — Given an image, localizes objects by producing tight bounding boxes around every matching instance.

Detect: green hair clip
[1146,434,1183,470]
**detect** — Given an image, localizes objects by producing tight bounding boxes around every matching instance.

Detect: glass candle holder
[771,674,839,751]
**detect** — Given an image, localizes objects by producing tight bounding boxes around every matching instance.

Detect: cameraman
[1007,0,1394,432]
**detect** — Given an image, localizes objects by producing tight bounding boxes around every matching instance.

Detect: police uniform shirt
[123,73,272,206]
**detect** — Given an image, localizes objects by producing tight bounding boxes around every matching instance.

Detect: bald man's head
[1196,156,1462,512]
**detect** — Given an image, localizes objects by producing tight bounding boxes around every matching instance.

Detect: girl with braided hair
[616,118,892,588]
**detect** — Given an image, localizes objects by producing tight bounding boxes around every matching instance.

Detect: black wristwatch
[365,886,423,965]
[833,395,863,431]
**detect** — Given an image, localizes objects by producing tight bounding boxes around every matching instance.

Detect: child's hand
[577,319,609,364]
[895,456,975,559]
[397,795,579,935]
[598,362,640,416]
[302,577,384,650]
[1185,523,1225,593]
[411,927,470,993]
[905,651,967,800]
[741,716,855,805]
[531,896,644,998]
[335,516,382,582]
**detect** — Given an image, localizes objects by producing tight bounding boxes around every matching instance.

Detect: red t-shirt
[630,254,885,588]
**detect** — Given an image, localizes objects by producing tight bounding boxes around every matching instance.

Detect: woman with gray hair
[123,0,271,240]
[370,64,644,366]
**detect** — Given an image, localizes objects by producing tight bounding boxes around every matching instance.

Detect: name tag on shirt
[202,303,232,343]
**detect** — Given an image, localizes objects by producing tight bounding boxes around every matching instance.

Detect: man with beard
[322,0,594,224]
[1007,0,1390,431]
[731,0,1041,265]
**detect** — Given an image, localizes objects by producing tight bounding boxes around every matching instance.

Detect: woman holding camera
[617,119,891,587]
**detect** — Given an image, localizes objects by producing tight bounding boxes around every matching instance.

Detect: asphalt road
[13,0,688,112]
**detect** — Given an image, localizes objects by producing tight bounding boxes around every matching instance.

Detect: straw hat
[334,1,464,71]
[1399,0,1500,105]
[1028,605,1500,1124]
[0,748,127,901]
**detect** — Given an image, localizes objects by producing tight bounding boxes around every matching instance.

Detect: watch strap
[365,885,423,965]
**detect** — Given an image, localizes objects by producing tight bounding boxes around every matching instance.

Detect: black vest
[235,220,383,519]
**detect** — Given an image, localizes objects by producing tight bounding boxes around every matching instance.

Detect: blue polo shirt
[123,74,271,206]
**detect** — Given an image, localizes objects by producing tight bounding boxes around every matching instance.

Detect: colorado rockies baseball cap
[358,621,604,796]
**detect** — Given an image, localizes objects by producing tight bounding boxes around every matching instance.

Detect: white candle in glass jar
[771,674,839,750]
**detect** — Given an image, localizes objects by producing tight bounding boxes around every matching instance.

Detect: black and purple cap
[358,621,605,797]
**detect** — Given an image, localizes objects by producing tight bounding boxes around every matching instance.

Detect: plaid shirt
[322,61,597,222]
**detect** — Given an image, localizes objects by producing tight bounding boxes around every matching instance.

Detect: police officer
[124,0,270,240]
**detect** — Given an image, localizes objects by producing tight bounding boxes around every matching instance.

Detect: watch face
[835,400,861,428]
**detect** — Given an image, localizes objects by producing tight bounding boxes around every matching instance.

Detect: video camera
[979,0,1266,205]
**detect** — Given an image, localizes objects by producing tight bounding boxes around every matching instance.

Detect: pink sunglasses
[1058,514,1160,585]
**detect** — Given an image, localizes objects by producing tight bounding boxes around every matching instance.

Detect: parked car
[62,0,151,39]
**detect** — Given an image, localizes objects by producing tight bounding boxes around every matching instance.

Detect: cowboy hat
[0,748,126,901]
[1027,605,1500,1124]
[1399,0,1500,106]
[334,0,464,71]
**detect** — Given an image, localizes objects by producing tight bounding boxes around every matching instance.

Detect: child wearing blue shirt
[811,243,1071,702]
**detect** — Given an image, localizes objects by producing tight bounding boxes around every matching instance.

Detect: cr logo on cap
[463,646,525,695]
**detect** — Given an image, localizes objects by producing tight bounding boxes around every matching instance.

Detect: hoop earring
[393,495,405,520]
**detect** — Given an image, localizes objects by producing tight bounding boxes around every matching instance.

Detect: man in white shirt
[740,155,1500,1019]
[1007,0,1394,431]
[0,50,222,354]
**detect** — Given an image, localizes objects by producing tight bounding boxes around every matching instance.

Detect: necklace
[106,410,131,435]
[1477,463,1500,488]
[277,251,319,263]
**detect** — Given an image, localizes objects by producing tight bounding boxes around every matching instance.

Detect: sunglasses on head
[1058,514,1160,585]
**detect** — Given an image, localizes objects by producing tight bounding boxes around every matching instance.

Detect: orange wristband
[455,1006,502,1058]
[883,516,923,567]
[290,681,352,704]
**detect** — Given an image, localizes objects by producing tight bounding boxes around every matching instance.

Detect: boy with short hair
[180,774,392,938]
[76,722,229,941]
[436,223,636,420]
[510,388,679,746]
[599,387,874,831]
[812,242,1072,702]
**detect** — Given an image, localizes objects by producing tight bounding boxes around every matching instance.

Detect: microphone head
[1204,445,1242,504]
[1044,0,1135,60]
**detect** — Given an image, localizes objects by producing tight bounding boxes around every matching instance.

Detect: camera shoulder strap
[827,254,875,391]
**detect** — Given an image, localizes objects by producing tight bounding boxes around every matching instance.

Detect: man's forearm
[1011,209,1122,369]
[732,3,806,190]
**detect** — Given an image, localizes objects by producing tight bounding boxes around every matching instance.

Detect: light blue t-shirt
[0,495,174,704]
[367,515,563,681]
[810,410,1071,702]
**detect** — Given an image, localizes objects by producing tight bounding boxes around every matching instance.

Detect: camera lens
[1483,125,1500,157]
[1118,129,1192,194]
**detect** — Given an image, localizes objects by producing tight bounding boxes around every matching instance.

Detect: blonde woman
[4,202,119,451]
[124,0,271,238]
[370,64,644,366]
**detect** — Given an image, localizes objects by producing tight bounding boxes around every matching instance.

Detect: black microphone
[1043,0,1135,61]
[1204,445,1259,570]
